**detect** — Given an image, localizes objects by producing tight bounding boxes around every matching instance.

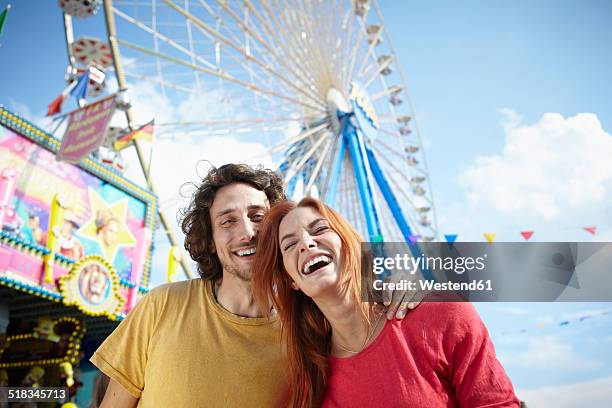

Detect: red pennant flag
[46,94,65,116]
[520,231,534,241]
[583,226,597,235]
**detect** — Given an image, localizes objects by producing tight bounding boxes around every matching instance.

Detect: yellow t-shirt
[91,278,289,407]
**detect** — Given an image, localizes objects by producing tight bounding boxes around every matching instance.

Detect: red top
[323,301,519,408]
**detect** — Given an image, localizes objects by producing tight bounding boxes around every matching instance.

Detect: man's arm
[100,379,139,408]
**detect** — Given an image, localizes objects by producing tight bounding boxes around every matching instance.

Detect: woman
[252,197,519,408]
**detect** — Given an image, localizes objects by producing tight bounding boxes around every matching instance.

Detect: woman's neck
[314,292,383,357]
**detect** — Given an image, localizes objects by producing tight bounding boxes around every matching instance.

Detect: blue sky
[1,1,611,405]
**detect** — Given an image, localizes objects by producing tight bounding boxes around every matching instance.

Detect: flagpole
[102,0,194,279]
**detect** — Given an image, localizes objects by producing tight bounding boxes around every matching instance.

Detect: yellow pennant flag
[113,120,154,151]
[483,233,496,244]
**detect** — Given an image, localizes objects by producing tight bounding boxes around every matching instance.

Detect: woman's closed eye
[313,225,329,234]
[282,241,296,251]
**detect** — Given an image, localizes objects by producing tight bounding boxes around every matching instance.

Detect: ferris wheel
[59,0,439,262]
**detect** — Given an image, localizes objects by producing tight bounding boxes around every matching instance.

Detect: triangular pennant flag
[46,78,80,116]
[46,94,65,117]
[70,70,90,100]
[444,234,457,244]
[583,226,596,235]
[113,120,155,151]
[0,5,10,37]
[483,233,496,244]
[520,231,534,241]
[408,234,421,244]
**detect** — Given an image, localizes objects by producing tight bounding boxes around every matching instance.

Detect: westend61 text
[373,279,493,292]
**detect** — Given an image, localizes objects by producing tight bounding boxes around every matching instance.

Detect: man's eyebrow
[280,218,326,243]
[215,205,267,218]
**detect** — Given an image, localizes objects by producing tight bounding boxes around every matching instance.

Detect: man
[92,163,417,407]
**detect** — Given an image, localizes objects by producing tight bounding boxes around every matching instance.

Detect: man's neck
[214,274,264,318]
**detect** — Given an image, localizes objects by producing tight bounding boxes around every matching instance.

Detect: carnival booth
[0,107,156,405]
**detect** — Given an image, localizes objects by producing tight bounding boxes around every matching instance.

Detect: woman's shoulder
[401,294,483,335]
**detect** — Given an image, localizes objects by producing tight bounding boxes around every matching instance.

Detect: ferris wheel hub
[326,88,351,136]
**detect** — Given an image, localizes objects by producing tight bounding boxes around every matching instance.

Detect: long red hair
[252,197,366,407]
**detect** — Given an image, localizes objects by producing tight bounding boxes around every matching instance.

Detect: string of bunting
[499,309,612,337]
[412,226,601,244]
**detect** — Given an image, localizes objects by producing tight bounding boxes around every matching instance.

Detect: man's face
[210,183,269,281]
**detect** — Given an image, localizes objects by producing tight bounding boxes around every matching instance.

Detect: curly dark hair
[180,163,286,280]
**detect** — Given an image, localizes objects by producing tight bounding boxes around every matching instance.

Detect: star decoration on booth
[78,188,137,262]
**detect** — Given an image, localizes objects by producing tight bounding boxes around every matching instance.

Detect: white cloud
[7,99,50,130]
[459,110,612,220]
[500,335,602,372]
[516,376,612,408]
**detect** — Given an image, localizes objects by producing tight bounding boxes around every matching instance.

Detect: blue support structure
[325,132,346,207]
[367,147,434,281]
[366,147,414,242]
[344,120,383,242]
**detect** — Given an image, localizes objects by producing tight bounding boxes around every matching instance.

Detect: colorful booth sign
[0,106,156,317]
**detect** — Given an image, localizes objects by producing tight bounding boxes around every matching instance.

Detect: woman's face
[278,206,343,298]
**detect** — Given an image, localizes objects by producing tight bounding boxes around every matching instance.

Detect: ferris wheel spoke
[113,6,218,71]
[373,137,412,168]
[372,146,432,208]
[243,121,331,160]
[214,0,322,102]
[362,55,392,89]
[343,13,368,92]
[151,0,168,97]
[157,124,290,139]
[372,144,427,179]
[304,138,333,196]
[156,116,320,128]
[338,0,356,86]
[273,0,324,92]
[294,0,333,91]
[356,29,383,79]
[283,132,331,183]
[370,85,402,102]
[117,38,326,112]
[183,0,203,92]
[376,173,422,236]
[162,0,327,110]
[123,70,193,92]
[243,1,321,97]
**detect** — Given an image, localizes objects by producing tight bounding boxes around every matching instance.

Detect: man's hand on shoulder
[381,269,428,320]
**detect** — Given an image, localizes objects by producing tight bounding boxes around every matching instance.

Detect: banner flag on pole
[113,120,155,151]
[408,234,421,244]
[69,70,90,100]
[46,78,79,116]
[0,5,10,37]
[57,94,116,163]
[444,234,458,244]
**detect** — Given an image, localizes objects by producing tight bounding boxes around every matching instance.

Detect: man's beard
[220,260,252,282]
